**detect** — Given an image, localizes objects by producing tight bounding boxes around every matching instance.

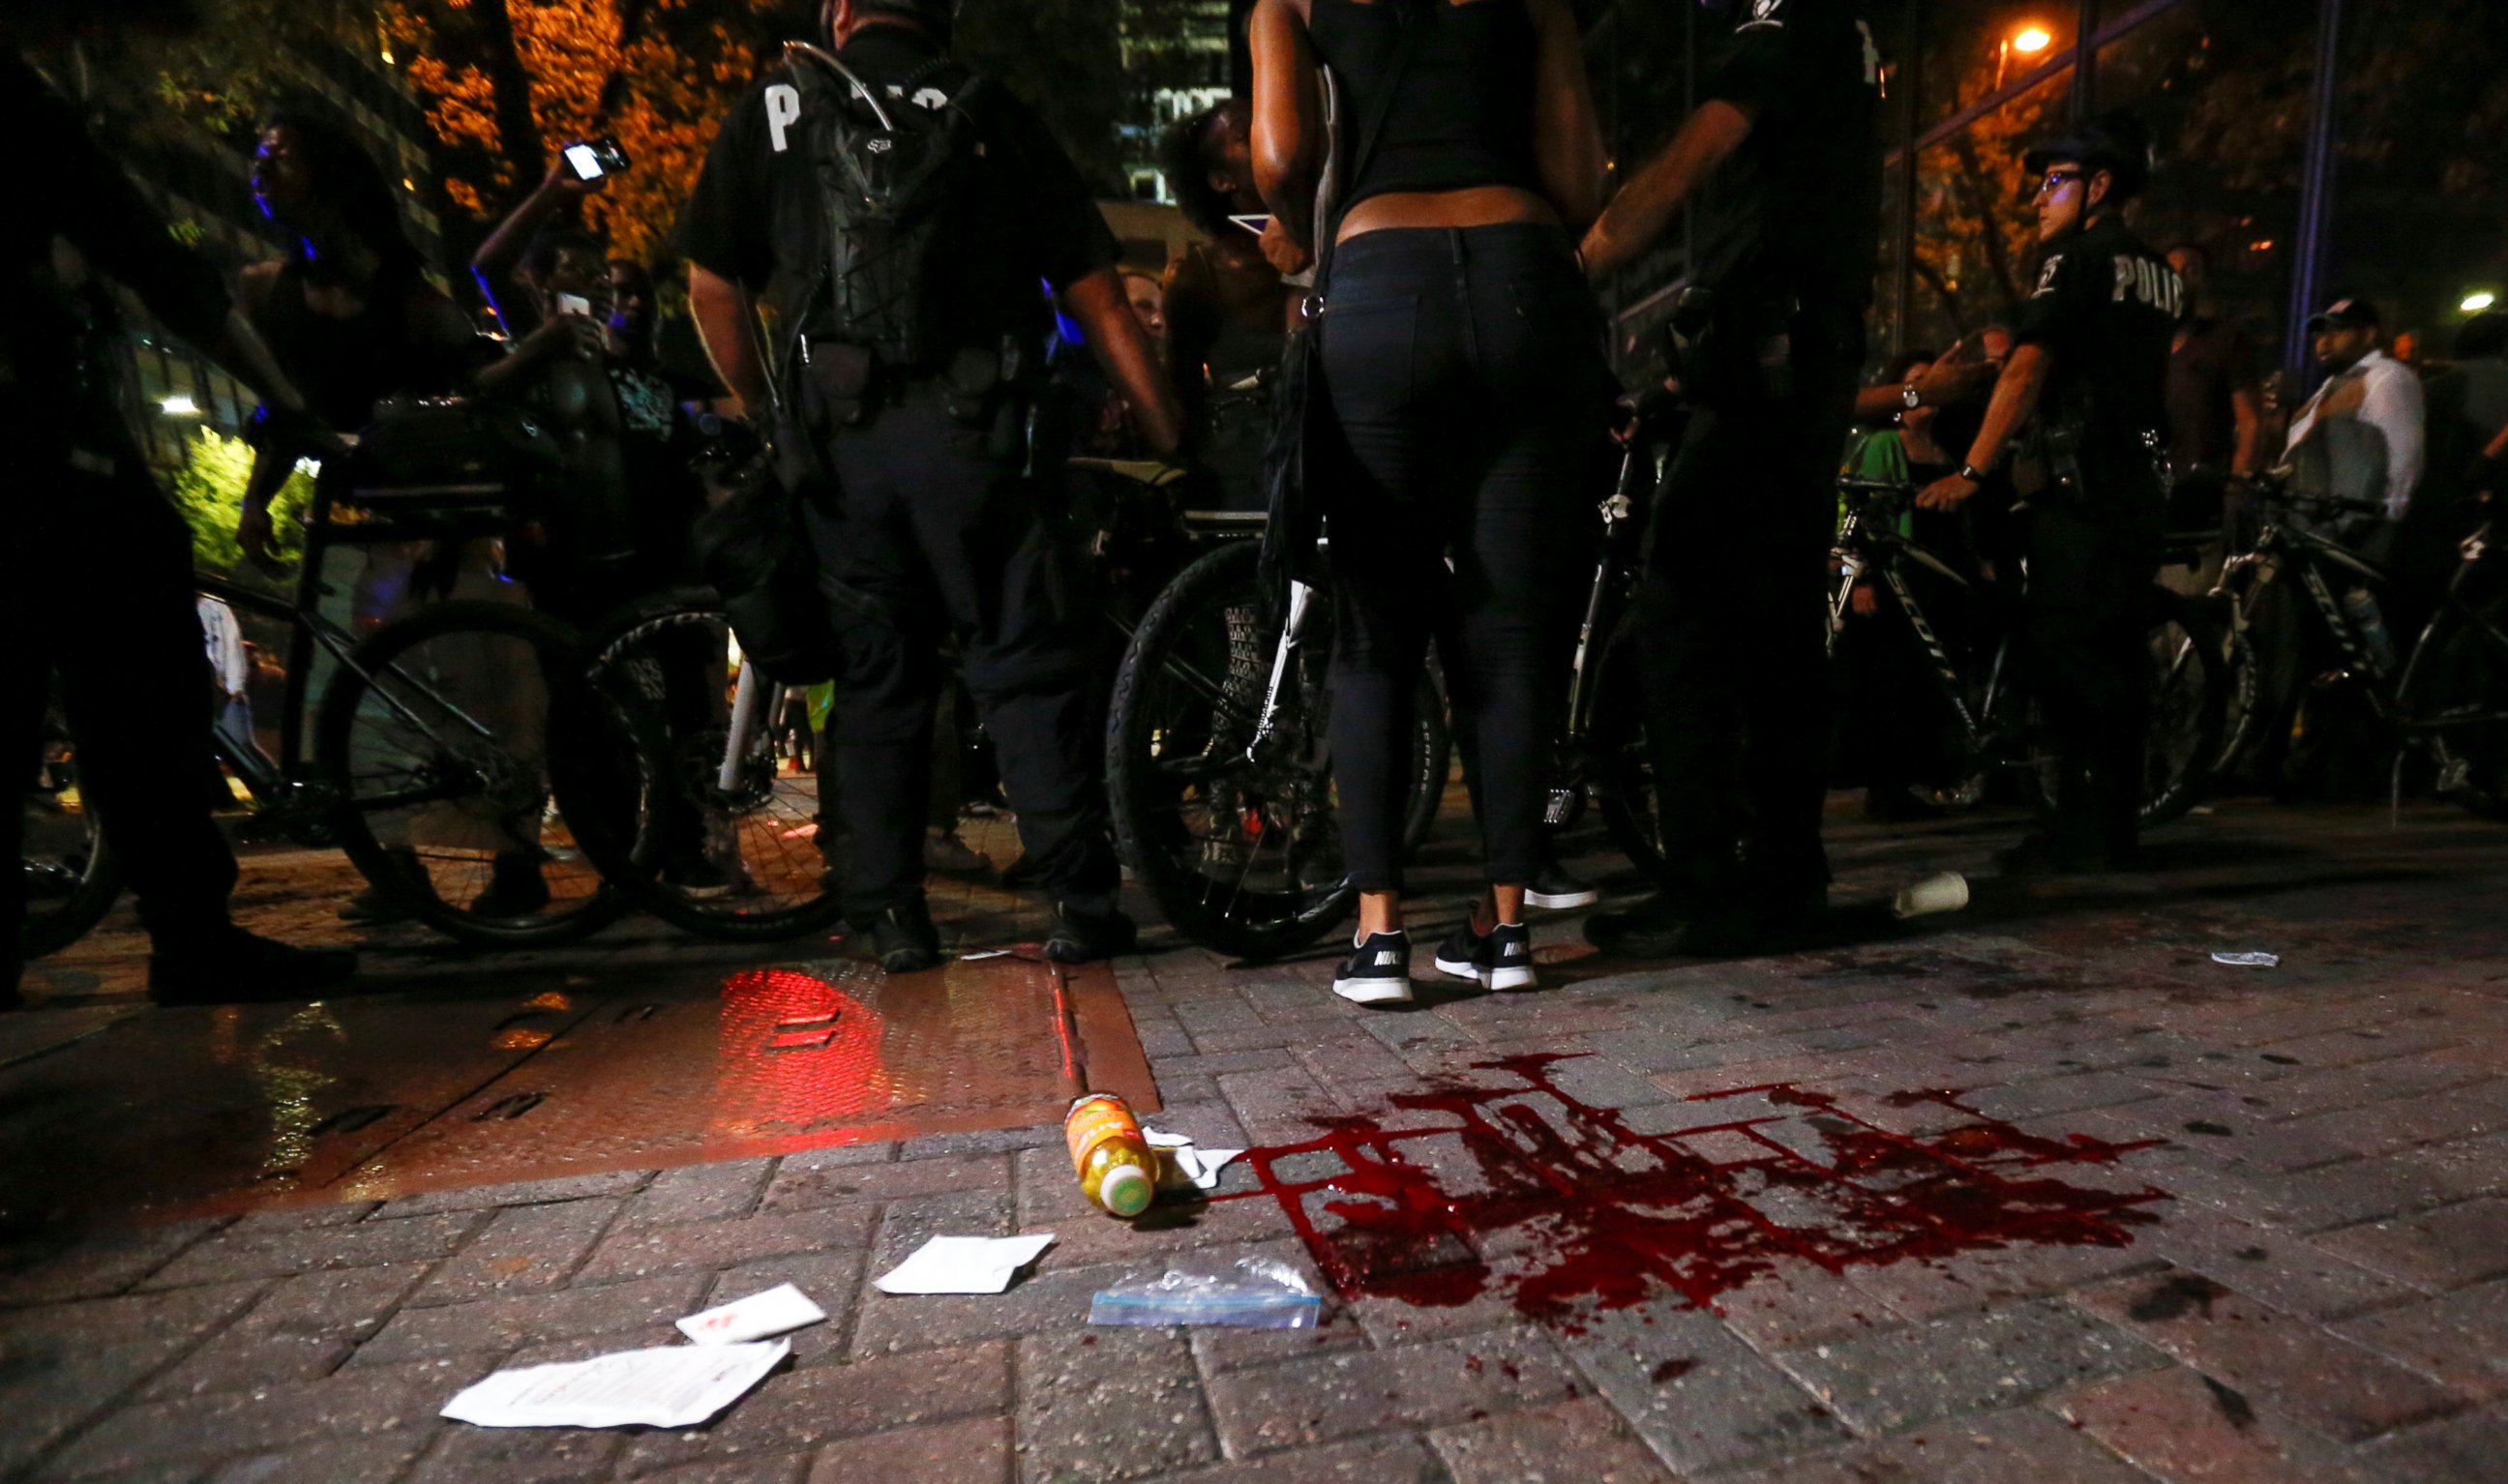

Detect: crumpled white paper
[441,1340,789,1430]
[1144,1129,1244,1194]
[675,1284,826,1345]
[873,1233,1056,1295]
[2211,951,2281,968]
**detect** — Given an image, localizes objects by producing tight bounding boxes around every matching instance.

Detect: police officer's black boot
[1046,896,1138,965]
[148,922,357,1006]
[868,896,942,975]
[1995,770,2119,876]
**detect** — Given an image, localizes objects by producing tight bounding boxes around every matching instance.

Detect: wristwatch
[1957,462,1991,484]
[1901,381,1924,411]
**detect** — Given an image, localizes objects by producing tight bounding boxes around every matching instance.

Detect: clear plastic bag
[1088,1258,1323,1329]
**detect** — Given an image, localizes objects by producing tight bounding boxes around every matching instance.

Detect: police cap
[2025,110,2157,200]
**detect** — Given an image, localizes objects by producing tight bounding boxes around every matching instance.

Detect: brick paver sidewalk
[3,800,2503,1482]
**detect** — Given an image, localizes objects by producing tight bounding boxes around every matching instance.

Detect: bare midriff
[1336,184,1559,245]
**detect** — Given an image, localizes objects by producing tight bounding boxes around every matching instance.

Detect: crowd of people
[7,0,2501,1015]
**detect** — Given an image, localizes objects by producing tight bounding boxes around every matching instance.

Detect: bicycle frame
[1830,481,2013,765]
[194,467,547,829]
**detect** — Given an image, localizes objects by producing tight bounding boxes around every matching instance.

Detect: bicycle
[1829,476,2228,827]
[575,403,1254,945]
[2212,482,2508,816]
[17,414,646,963]
[1104,532,1451,960]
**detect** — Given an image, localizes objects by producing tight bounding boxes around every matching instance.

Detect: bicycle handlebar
[2245,470,2385,519]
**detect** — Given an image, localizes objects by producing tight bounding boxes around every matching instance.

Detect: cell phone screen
[564,144,606,181]
[554,293,592,319]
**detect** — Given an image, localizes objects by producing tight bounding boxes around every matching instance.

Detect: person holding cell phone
[1158,105,1298,403]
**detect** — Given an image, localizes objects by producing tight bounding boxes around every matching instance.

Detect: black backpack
[790,46,995,367]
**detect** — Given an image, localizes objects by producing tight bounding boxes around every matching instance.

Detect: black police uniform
[675,26,1121,919]
[1642,0,1881,915]
[2009,212,2185,858]
[3,54,245,977]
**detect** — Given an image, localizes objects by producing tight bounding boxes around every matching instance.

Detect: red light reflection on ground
[1220,1054,2165,1329]
[716,968,891,1134]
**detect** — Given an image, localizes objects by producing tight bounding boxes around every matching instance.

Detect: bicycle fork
[722,665,771,793]
[1245,580,1315,760]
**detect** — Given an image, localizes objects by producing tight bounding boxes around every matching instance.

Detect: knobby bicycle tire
[1107,540,1446,961]
[315,601,634,948]
[586,592,848,942]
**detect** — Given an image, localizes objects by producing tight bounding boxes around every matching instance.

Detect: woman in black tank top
[1249,0,1611,1005]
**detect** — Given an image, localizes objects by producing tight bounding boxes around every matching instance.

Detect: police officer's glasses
[2034,167,2085,198]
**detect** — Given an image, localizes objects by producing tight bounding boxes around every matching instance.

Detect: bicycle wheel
[1107,540,1441,961]
[1590,617,1664,877]
[2212,619,2263,779]
[2137,591,2230,826]
[315,600,634,948]
[2420,593,2508,818]
[586,593,847,941]
[19,727,122,960]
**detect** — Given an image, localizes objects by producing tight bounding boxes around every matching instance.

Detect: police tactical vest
[791,50,993,367]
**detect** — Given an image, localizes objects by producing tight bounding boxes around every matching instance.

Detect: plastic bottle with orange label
[1064,1092,1155,1218]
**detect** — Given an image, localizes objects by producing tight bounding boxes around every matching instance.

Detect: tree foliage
[378,0,790,262]
[170,427,316,579]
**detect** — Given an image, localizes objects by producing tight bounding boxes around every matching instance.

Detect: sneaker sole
[1484,965,1538,993]
[1525,889,1599,910]
[1332,976,1415,1006]
[1432,954,1482,984]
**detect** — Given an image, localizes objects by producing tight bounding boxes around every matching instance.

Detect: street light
[160,395,198,416]
[1996,23,2055,88]
[2463,291,2498,314]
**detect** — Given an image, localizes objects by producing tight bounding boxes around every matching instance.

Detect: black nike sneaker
[1434,918,1538,992]
[1332,931,1415,1007]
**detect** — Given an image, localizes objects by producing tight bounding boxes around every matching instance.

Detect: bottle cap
[1097,1163,1153,1218]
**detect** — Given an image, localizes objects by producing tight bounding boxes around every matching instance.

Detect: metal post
[2285,0,2345,376]
[2072,0,2102,120]
[1893,0,1923,357]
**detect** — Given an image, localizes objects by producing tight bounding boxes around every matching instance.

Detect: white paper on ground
[441,1340,790,1430]
[960,949,1014,962]
[2212,951,2281,968]
[1145,1129,1243,1193]
[873,1233,1056,1295]
[675,1284,827,1345]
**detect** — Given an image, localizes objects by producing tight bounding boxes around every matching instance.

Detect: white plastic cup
[1894,872,1970,920]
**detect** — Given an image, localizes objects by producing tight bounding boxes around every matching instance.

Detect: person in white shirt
[195,593,253,747]
[2284,296,2425,528]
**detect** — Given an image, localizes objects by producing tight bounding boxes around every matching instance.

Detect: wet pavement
[4,796,2506,1481]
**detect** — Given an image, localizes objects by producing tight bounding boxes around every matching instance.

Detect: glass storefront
[1592,0,2508,391]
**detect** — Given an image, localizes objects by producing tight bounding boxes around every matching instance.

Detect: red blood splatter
[1651,1358,1696,1384]
[1214,1054,2163,1331]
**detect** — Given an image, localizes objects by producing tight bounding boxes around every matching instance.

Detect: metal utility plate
[0,954,1154,1226]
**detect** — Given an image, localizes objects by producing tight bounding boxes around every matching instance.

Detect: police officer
[677,0,1184,972]
[1578,0,1884,957]
[6,0,356,1007]
[1916,111,2183,873]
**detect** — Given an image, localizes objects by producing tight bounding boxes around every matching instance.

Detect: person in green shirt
[1838,351,1961,821]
